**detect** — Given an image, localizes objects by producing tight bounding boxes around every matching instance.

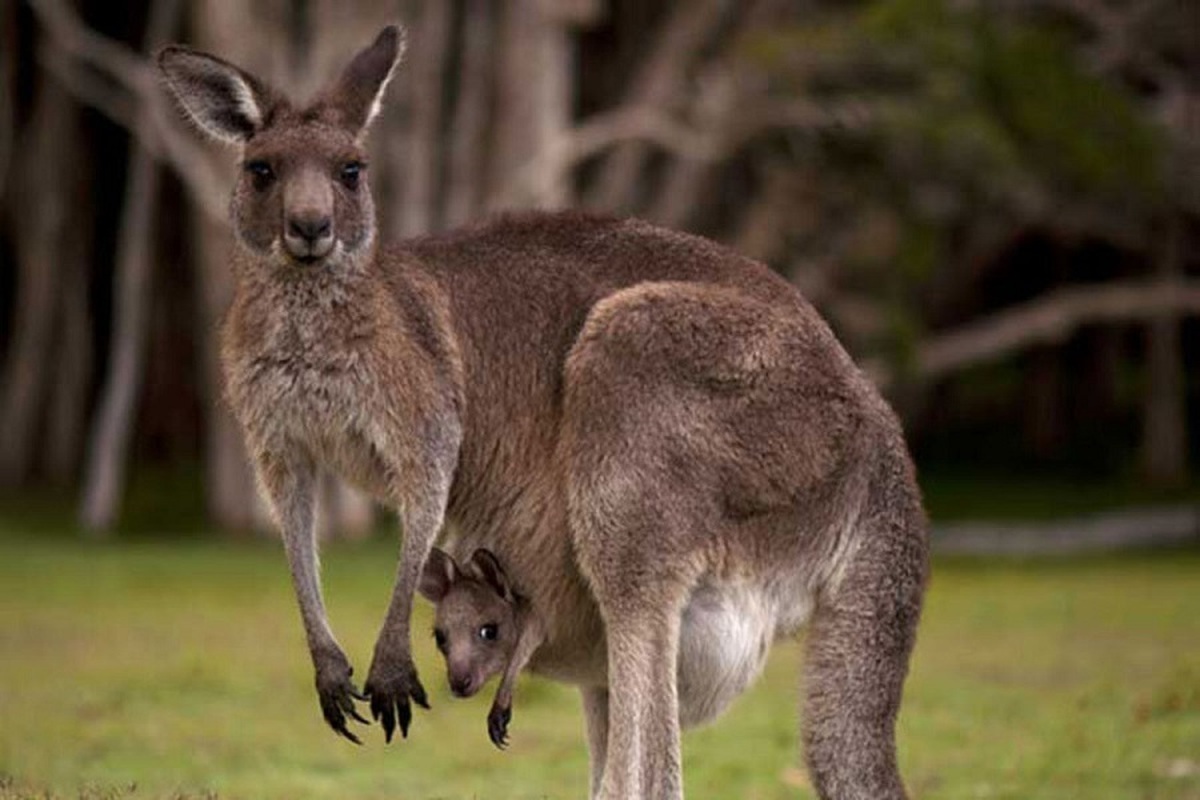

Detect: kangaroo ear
[467,549,514,604]
[158,45,279,144]
[418,547,460,603]
[322,24,406,136]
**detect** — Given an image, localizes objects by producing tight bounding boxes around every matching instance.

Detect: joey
[419,548,543,749]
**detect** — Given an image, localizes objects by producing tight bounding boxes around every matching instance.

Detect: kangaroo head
[419,548,519,699]
[158,26,405,271]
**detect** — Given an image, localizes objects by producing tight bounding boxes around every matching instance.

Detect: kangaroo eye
[243,160,274,190]
[340,161,364,190]
[433,628,448,653]
[479,624,498,642]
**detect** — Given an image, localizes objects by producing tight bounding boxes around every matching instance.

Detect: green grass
[0,520,1197,799]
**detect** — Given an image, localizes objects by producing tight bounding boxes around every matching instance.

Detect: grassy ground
[0,518,1197,799]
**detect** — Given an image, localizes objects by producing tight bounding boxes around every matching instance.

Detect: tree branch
[80,0,183,534]
[866,280,1200,387]
[444,0,494,226]
[498,97,875,207]
[28,0,229,222]
[0,5,14,202]
[586,0,729,210]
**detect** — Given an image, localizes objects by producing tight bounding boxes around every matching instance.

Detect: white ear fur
[418,547,460,603]
[362,27,406,131]
[158,46,267,145]
[328,24,407,137]
[226,75,264,131]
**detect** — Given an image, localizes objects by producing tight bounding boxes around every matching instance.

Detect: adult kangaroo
[159,23,928,800]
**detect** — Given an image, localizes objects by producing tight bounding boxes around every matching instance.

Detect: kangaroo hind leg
[570,487,696,800]
[594,579,689,800]
[802,450,928,800]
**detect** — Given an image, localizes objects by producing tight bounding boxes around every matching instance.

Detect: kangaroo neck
[233,247,385,345]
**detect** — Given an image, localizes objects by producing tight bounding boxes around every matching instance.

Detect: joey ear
[157,46,279,144]
[321,24,406,136]
[467,549,514,603]
[418,547,460,603]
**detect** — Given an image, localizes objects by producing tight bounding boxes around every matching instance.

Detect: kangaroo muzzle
[283,167,335,262]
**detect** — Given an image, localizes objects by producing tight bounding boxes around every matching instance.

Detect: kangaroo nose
[288,215,331,243]
[450,675,474,697]
[283,213,334,262]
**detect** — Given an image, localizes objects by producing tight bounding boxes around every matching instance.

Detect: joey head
[419,547,543,749]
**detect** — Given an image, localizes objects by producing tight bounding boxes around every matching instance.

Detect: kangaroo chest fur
[222,273,416,502]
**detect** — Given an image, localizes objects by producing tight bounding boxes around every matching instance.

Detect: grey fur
[158,24,929,800]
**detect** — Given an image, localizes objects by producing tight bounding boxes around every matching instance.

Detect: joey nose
[450,675,474,697]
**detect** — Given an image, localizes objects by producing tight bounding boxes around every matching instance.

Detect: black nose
[450,676,473,697]
[287,215,331,243]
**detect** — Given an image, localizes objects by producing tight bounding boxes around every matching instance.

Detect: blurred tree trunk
[646,63,732,228]
[444,0,494,227]
[0,1,16,202]
[44,204,92,485]
[731,159,793,263]
[1140,213,1188,485]
[396,0,451,235]
[191,212,266,532]
[375,0,417,241]
[647,0,788,229]
[1138,67,1197,486]
[315,476,376,542]
[79,0,180,533]
[488,0,574,210]
[585,0,726,213]
[26,0,93,488]
[0,69,79,485]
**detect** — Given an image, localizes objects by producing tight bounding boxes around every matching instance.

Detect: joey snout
[447,662,483,698]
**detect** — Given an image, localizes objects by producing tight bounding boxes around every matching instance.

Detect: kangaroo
[417,547,544,749]
[158,23,929,800]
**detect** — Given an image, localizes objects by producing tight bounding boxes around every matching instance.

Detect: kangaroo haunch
[158,24,929,800]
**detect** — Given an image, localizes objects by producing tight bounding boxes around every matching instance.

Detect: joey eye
[244,160,274,190]
[479,623,499,642]
[433,628,447,653]
[339,161,364,190]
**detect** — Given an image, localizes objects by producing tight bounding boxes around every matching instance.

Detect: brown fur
[159,25,929,800]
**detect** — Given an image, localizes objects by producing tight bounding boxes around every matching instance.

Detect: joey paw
[364,656,429,743]
[488,704,512,750]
